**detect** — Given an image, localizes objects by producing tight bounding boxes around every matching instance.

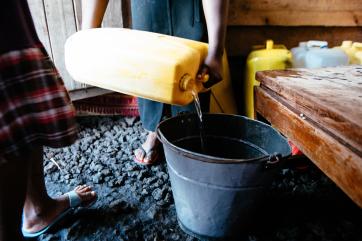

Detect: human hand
[196,54,223,89]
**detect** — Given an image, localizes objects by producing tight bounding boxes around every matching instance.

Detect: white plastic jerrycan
[291,42,307,68]
[304,41,349,68]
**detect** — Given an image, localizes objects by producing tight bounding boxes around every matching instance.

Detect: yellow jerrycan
[245,40,292,119]
[65,28,212,106]
[210,53,238,114]
[335,41,362,64]
[356,51,362,65]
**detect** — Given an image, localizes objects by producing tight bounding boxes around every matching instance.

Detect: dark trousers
[131,0,208,131]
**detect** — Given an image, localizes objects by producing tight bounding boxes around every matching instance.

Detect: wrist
[207,47,224,60]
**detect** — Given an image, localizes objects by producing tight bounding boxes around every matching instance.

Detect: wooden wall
[226,0,362,57]
[27,0,130,96]
[228,0,362,27]
[225,0,362,114]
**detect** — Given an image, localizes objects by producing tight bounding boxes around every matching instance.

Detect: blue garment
[131,0,210,131]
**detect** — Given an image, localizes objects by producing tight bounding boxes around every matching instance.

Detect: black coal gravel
[38,116,362,241]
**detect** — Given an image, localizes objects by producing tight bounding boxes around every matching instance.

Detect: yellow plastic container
[335,41,362,64]
[245,40,292,118]
[356,51,362,64]
[210,53,238,114]
[65,28,209,105]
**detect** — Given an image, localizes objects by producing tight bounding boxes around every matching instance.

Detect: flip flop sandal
[134,146,159,166]
[22,190,97,238]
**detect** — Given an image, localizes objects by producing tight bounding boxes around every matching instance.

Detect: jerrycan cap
[341,41,353,48]
[307,40,328,49]
[179,74,193,91]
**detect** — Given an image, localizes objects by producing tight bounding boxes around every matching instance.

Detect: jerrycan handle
[307,40,328,49]
[266,40,274,50]
[199,64,222,89]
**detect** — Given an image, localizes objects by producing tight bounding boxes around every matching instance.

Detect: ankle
[23,198,56,219]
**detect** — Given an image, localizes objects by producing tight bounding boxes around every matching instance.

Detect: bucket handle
[263,153,283,169]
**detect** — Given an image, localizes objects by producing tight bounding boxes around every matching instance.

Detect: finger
[197,65,209,79]
[197,65,210,83]
[201,68,222,89]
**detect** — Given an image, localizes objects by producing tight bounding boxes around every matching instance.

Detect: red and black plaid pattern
[0,47,78,158]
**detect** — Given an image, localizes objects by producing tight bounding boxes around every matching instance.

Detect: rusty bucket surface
[157,113,291,240]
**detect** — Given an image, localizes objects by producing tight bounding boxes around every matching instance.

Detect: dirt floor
[37,116,362,241]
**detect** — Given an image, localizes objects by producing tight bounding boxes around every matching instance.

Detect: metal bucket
[156,113,291,240]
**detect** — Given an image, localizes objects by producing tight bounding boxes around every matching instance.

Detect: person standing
[0,1,97,240]
[82,0,229,165]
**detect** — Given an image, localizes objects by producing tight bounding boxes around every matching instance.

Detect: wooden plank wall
[225,0,362,114]
[226,0,362,57]
[228,0,362,27]
[27,0,130,92]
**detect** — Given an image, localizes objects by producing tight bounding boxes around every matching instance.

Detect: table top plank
[256,66,362,156]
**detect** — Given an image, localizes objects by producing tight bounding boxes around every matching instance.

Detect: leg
[134,98,163,165]
[22,145,96,234]
[0,155,28,241]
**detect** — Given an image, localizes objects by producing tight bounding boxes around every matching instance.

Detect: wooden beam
[43,0,82,90]
[27,0,53,58]
[69,87,113,101]
[225,26,362,57]
[255,87,362,208]
[72,0,82,31]
[228,0,362,26]
[228,10,362,26]
[229,0,362,11]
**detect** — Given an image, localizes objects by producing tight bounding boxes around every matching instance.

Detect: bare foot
[22,185,97,234]
[134,131,160,165]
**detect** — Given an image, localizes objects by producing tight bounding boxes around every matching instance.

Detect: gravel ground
[37,116,362,241]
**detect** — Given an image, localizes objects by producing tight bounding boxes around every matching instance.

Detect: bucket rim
[156,113,291,164]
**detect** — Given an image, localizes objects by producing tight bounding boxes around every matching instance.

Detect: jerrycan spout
[179,72,214,92]
[179,74,194,91]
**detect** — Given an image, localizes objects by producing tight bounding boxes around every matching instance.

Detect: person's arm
[81,0,109,29]
[198,0,229,86]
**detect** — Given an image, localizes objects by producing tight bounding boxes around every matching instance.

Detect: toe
[75,188,97,207]
[134,147,146,161]
[143,150,158,164]
[75,185,82,191]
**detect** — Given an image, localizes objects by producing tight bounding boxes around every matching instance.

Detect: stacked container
[335,41,362,64]
[291,42,308,68]
[291,40,349,68]
[245,40,292,119]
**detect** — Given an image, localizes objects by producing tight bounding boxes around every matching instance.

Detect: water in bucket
[173,135,267,159]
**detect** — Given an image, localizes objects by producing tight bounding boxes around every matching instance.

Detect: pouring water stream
[191,89,206,153]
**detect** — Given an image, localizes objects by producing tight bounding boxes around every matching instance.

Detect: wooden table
[255,65,362,208]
